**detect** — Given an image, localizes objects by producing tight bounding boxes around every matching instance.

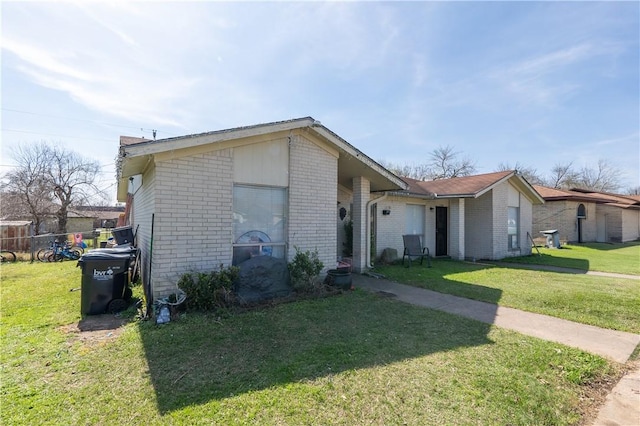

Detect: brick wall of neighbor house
[533,201,597,243]
[288,135,337,271]
[67,217,94,233]
[621,208,640,242]
[465,192,493,261]
[598,204,622,242]
[374,197,407,260]
[152,149,233,297]
[371,196,438,263]
[519,192,534,256]
[132,163,156,293]
[492,184,510,260]
[448,199,464,260]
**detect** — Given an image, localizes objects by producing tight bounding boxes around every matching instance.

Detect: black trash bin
[112,226,134,246]
[77,248,137,315]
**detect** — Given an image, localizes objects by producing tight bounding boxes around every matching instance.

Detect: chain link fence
[0,225,115,262]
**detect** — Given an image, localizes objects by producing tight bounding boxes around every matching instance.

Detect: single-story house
[361,171,544,264]
[117,118,544,300]
[533,186,640,243]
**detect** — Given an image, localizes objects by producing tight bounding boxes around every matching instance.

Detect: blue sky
[2,1,639,203]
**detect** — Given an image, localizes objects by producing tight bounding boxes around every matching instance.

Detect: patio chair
[402,234,431,267]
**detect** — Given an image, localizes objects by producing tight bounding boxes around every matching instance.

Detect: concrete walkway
[353,274,640,363]
[352,273,640,425]
[487,262,640,280]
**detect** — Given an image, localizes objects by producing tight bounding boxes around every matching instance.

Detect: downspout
[366,193,388,268]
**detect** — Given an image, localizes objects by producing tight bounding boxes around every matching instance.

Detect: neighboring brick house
[367,171,544,262]
[533,186,640,243]
[117,118,406,299]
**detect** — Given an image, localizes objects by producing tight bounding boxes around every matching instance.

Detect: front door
[435,206,448,256]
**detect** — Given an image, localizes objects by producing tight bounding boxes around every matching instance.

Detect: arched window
[577,204,586,219]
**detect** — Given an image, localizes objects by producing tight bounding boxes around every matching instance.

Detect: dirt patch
[59,315,131,347]
[577,360,638,426]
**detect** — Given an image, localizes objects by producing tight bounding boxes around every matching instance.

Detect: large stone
[234,256,291,304]
[380,247,398,264]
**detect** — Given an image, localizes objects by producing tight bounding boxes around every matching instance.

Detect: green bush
[289,247,324,293]
[177,264,239,311]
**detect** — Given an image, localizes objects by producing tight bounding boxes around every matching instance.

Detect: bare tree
[625,186,640,196]
[3,142,103,233]
[496,162,545,185]
[1,143,54,234]
[381,145,477,181]
[46,146,102,233]
[575,159,623,192]
[547,162,580,189]
[427,145,476,180]
[379,160,431,181]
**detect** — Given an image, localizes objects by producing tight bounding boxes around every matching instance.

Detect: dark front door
[435,206,448,256]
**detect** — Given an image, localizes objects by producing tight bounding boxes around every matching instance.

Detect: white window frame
[508,206,519,250]
[232,184,287,265]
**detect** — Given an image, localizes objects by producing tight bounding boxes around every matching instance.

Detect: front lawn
[0,261,621,425]
[503,241,640,275]
[374,257,640,333]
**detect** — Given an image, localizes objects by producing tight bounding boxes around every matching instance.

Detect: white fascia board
[122,118,315,158]
[311,125,408,191]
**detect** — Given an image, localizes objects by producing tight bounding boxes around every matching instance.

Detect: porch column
[450,198,465,260]
[352,176,370,273]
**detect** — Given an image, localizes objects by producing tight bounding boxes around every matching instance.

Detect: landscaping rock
[380,248,398,264]
[234,256,291,304]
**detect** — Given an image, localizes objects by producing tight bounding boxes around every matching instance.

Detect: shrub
[177,264,239,312]
[289,247,324,293]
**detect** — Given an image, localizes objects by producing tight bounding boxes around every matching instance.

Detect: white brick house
[367,171,544,262]
[117,118,548,301]
[117,118,406,299]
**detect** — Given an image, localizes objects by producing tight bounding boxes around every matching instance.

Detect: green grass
[503,241,640,275]
[1,261,622,425]
[375,257,640,333]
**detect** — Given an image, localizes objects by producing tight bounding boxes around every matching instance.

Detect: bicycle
[46,240,82,262]
[38,239,83,262]
[1,250,16,263]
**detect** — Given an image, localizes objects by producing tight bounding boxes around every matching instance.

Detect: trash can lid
[93,246,138,254]
[79,251,135,262]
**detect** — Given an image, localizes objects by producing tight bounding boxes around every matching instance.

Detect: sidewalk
[487,262,640,280]
[352,273,640,426]
[353,274,640,363]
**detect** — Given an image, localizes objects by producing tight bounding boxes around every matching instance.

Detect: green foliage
[289,247,324,292]
[177,264,239,312]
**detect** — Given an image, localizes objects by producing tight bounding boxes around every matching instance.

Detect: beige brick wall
[622,208,640,242]
[465,193,493,260]
[151,149,234,297]
[534,201,597,242]
[288,134,337,271]
[448,199,464,260]
[351,177,370,272]
[519,195,534,256]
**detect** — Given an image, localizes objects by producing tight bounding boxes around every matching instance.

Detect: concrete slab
[591,362,640,426]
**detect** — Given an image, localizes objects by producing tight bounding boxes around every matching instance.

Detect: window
[233,185,287,265]
[508,207,519,250]
[405,204,425,239]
